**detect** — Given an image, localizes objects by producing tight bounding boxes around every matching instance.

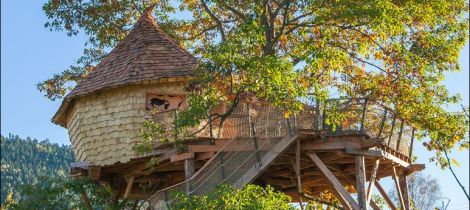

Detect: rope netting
[148,102,297,209]
[147,98,415,209]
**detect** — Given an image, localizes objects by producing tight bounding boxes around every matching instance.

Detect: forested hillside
[0,134,75,203]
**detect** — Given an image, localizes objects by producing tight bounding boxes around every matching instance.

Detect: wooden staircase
[148,107,298,209]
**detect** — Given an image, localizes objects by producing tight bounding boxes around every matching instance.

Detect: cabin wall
[67,82,186,166]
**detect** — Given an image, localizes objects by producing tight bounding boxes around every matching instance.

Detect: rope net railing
[148,102,298,209]
[296,97,415,157]
[146,97,415,209]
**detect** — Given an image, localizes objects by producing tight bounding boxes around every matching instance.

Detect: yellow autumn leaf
[451,158,460,167]
[283,111,290,118]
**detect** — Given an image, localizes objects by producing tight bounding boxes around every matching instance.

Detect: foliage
[1,176,134,210]
[0,134,75,203]
[389,172,442,210]
[168,184,295,210]
[39,0,469,168]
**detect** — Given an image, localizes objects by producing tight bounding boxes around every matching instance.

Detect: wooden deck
[70,98,423,209]
[70,129,423,209]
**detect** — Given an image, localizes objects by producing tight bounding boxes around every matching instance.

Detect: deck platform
[70,98,424,210]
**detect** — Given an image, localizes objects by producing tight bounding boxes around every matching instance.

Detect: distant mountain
[0,134,75,203]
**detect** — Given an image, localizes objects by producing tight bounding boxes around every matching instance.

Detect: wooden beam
[195,152,215,161]
[345,148,383,157]
[355,155,368,210]
[366,159,380,204]
[375,181,397,210]
[233,134,297,188]
[302,140,362,151]
[88,165,101,180]
[307,153,359,210]
[123,176,134,199]
[170,152,194,163]
[399,174,410,210]
[370,200,381,210]
[392,167,407,210]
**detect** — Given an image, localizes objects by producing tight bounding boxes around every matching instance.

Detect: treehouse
[54,7,424,210]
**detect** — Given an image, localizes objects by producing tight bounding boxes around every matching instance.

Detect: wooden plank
[374,180,397,210]
[366,159,380,204]
[302,140,362,151]
[123,176,134,199]
[355,155,368,210]
[195,152,215,161]
[392,167,406,210]
[170,152,195,163]
[307,153,359,210]
[187,144,223,153]
[345,148,384,158]
[399,174,410,210]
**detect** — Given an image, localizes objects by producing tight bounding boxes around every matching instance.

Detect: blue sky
[1,1,469,208]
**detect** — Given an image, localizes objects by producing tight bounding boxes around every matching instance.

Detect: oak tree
[39,0,469,168]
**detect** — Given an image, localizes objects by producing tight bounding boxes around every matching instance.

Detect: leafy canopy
[39,0,469,167]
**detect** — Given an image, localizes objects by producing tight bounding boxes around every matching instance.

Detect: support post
[124,176,135,199]
[360,98,368,133]
[408,128,415,158]
[396,120,404,151]
[295,137,302,193]
[399,174,410,210]
[366,159,380,204]
[392,167,407,210]
[208,112,214,144]
[248,103,262,166]
[378,109,388,138]
[375,180,397,210]
[388,115,397,146]
[219,153,226,180]
[184,158,195,194]
[355,155,368,210]
[173,110,178,141]
[308,153,359,210]
[315,99,320,132]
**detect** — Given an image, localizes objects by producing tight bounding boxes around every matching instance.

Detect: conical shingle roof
[68,9,196,97]
[53,8,196,126]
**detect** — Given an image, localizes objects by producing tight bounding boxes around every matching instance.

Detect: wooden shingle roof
[52,7,196,127]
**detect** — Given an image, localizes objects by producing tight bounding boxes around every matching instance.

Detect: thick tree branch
[182,25,218,41]
[272,0,290,44]
[201,0,226,42]
[217,1,246,20]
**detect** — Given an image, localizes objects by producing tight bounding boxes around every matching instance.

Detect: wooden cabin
[52,8,196,166]
[54,7,424,210]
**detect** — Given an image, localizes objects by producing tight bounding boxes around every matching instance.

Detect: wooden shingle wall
[67,82,186,166]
